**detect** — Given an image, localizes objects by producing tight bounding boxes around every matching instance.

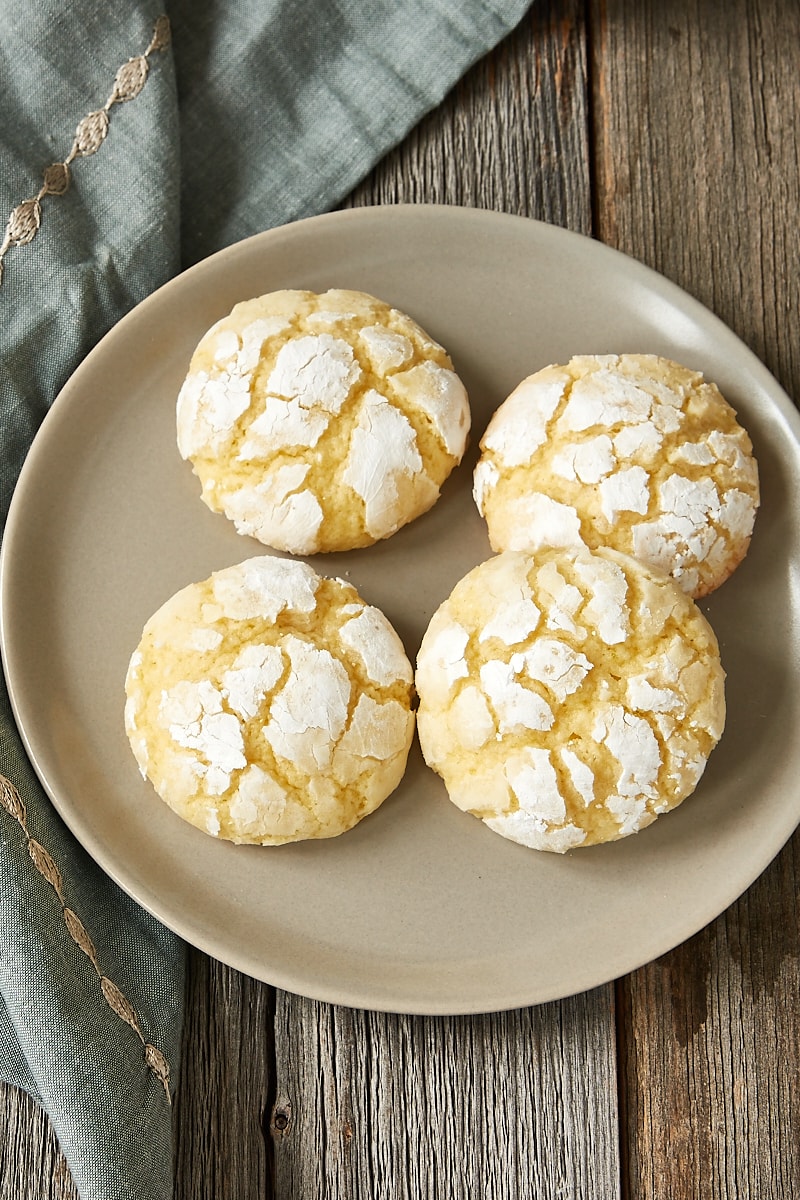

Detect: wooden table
[3,1,799,1196]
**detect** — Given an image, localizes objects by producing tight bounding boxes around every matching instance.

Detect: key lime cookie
[415,547,725,852]
[125,556,415,844]
[177,288,471,553]
[473,354,759,597]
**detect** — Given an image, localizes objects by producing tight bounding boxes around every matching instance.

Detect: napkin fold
[0,1,531,1196]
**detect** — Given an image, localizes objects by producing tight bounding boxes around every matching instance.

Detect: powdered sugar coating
[124,556,415,844]
[473,355,759,598]
[415,547,725,852]
[177,289,470,553]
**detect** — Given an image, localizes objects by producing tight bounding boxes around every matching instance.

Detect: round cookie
[415,547,726,852]
[125,556,415,844]
[473,354,759,597]
[177,288,471,553]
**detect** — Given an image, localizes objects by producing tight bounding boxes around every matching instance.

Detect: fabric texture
[0,1,531,1197]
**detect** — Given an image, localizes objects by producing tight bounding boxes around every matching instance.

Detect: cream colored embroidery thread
[0,774,173,1102]
[0,15,171,288]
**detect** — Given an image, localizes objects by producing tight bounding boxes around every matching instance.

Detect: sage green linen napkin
[0,1,531,1197]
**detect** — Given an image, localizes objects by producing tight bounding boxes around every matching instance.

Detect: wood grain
[270,989,619,1200]
[172,952,274,1199]
[618,851,800,1200]
[589,0,800,396]
[0,1080,77,1200]
[590,1,800,1196]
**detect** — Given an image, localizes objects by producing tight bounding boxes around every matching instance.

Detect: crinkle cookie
[473,354,759,597]
[415,547,725,853]
[177,288,471,553]
[125,556,415,844]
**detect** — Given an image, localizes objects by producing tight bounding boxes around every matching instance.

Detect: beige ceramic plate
[2,206,800,1014]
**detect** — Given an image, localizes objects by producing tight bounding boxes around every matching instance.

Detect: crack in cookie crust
[415,547,725,853]
[177,289,471,553]
[125,557,415,844]
[473,354,759,598]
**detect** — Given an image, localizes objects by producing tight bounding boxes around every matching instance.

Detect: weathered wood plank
[0,1080,78,1200]
[618,849,800,1200]
[172,951,275,1200]
[271,989,619,1200]
[271,6,620,1200]
[590,0,800,397]
[591,0,800,1196]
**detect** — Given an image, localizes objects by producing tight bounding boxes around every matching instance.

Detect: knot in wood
[270,1099,292,1137]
